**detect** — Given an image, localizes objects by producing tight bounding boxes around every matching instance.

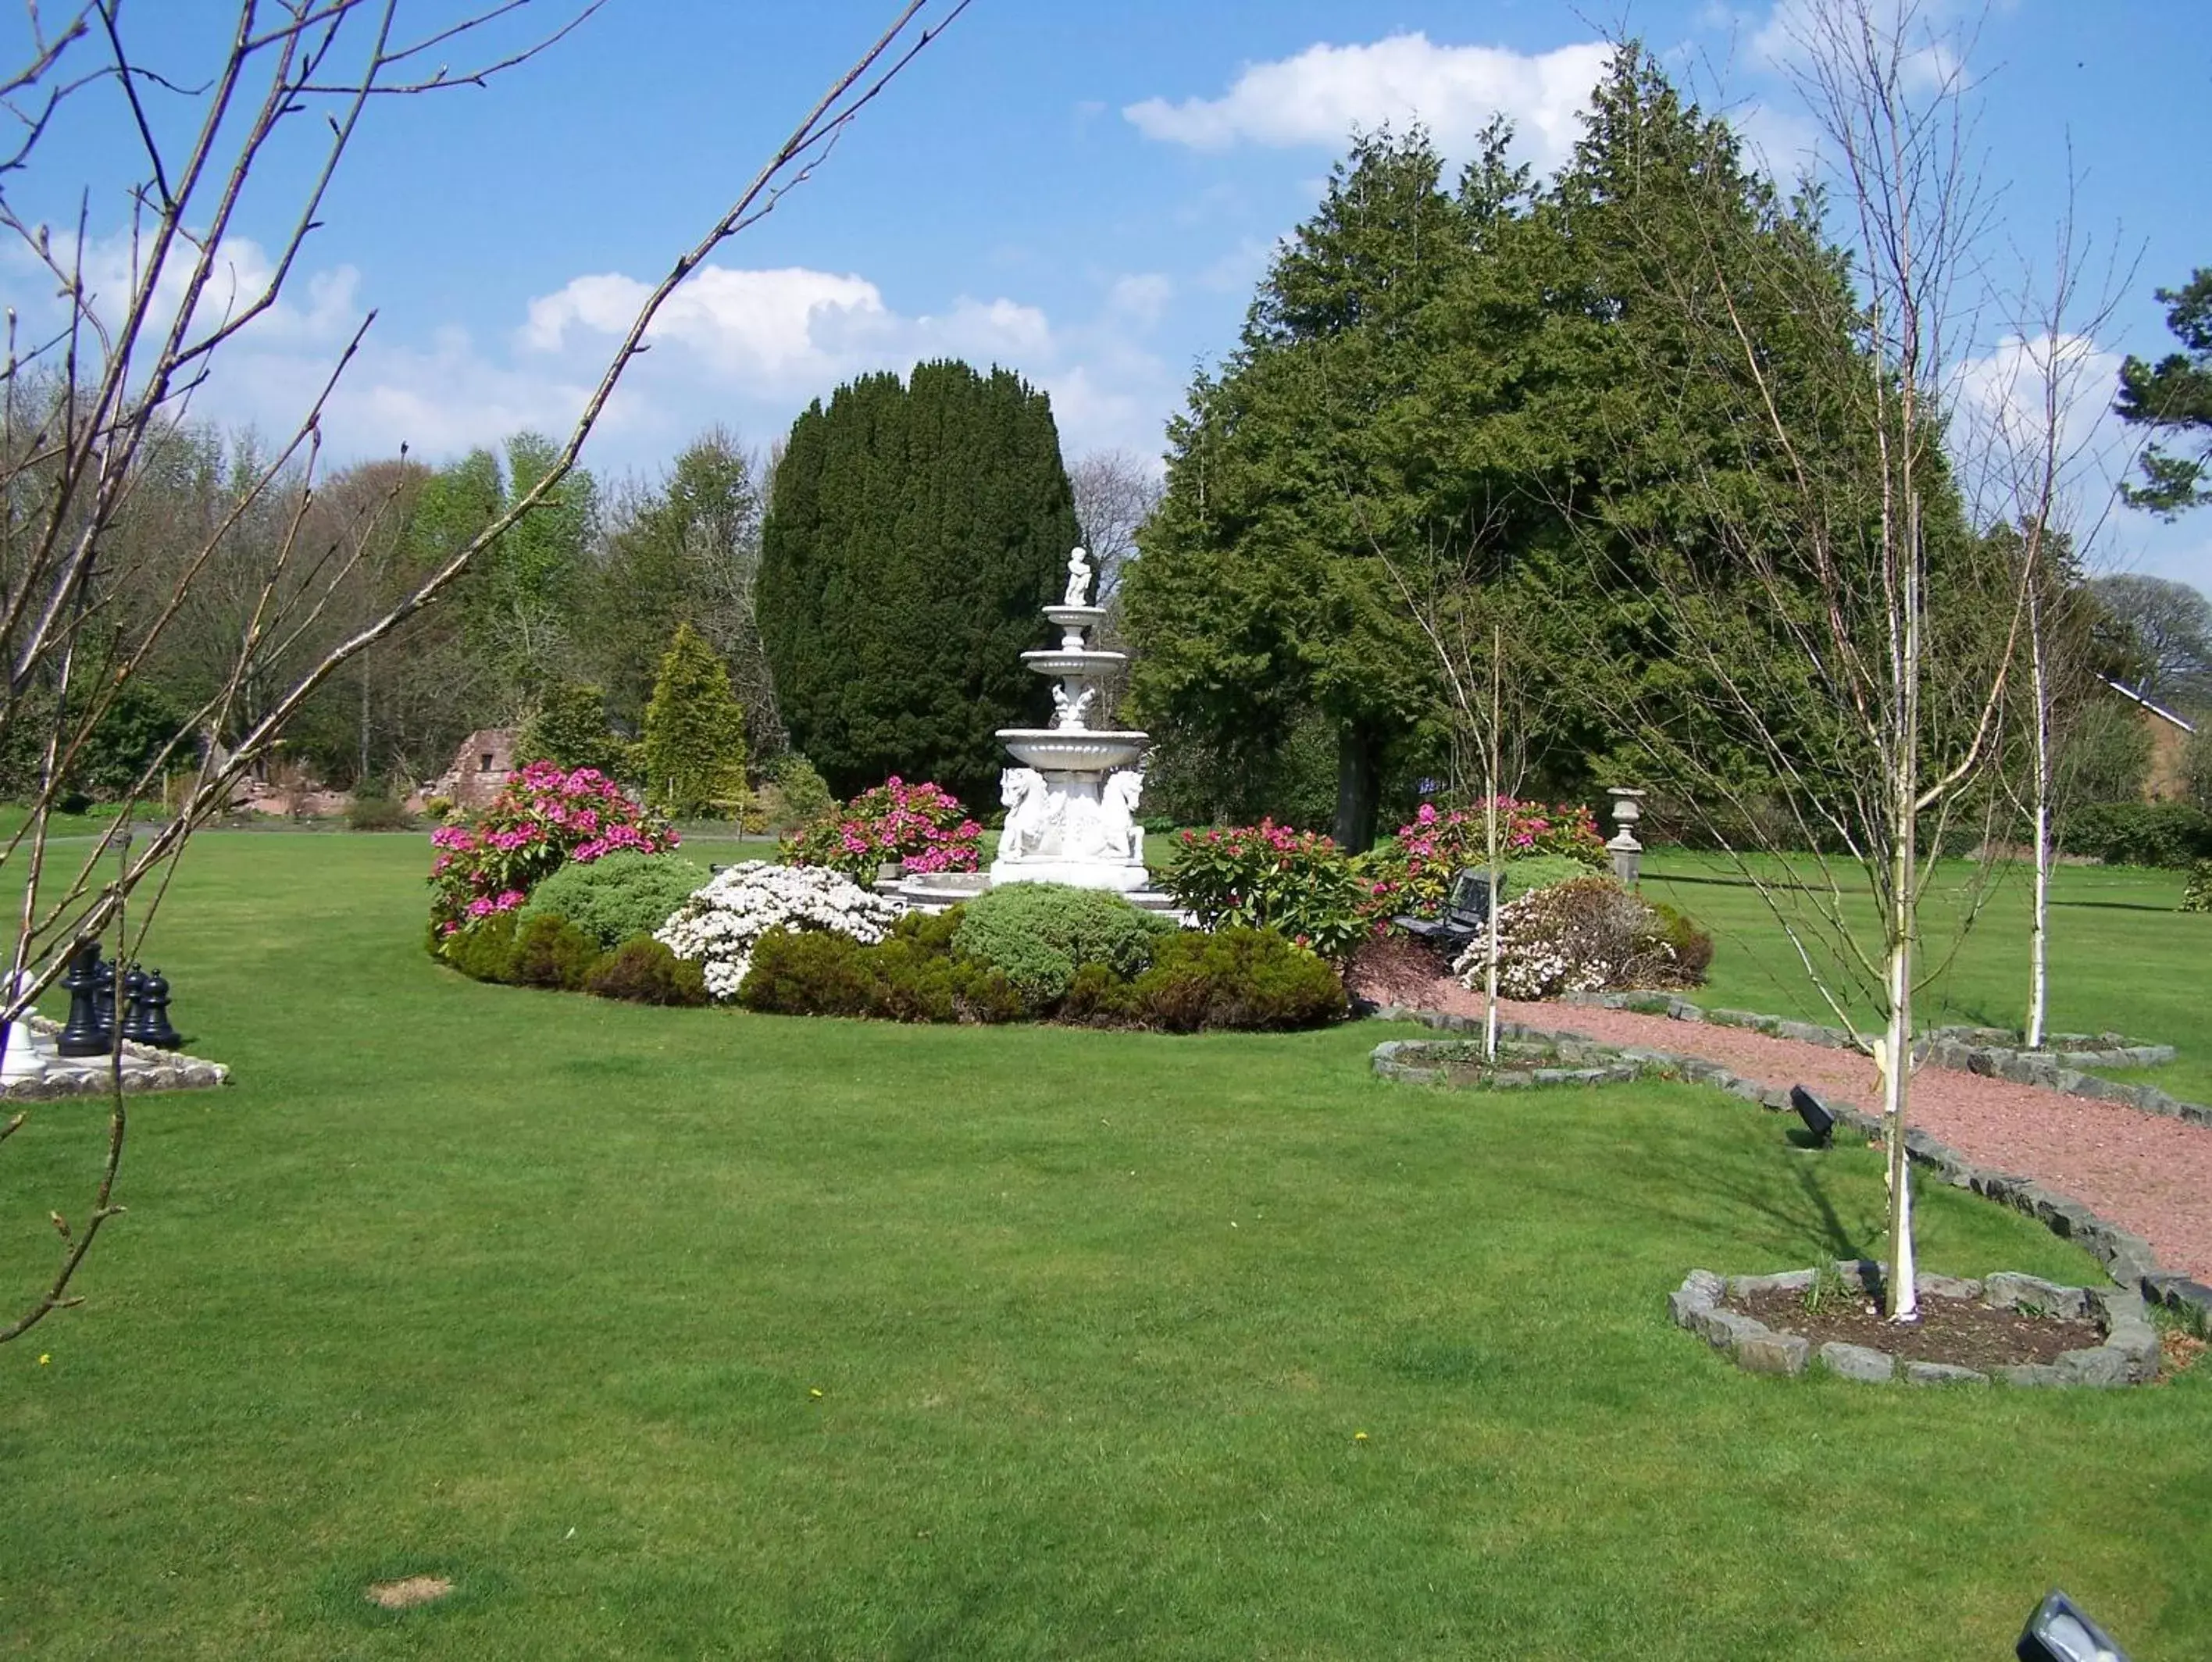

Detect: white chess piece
[1,969,49,1082]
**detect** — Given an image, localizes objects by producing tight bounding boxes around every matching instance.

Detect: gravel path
[1349,951,2212,1283]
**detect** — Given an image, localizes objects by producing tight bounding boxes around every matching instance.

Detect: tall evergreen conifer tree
[641,622,748,819]
[758,360,1076,801]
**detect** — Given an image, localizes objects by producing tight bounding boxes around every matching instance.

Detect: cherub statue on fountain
[1051,682,1099,730]
[1062,546,1094,608]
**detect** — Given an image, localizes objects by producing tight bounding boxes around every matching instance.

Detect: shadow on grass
[1528,1128,1876,1267]
[2050,898,2179,914]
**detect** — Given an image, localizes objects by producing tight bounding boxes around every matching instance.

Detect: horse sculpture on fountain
[999,766,1054,861]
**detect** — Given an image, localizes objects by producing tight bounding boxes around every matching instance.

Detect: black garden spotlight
[2017,1590,2128,1662]
[1788,1084,1836,1148]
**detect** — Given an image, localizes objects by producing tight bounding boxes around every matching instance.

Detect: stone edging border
[1365,1003,2212,1336]
[1370,1026,1661,1089]
[1557,991,2208,1129]
[0,1013,228,1100]
[1669,1265,2161,1386]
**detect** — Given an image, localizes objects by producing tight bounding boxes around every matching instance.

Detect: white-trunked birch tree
[1953,218,2139,1054]
[0,0,968,1343]
[1572,1,2045,1321]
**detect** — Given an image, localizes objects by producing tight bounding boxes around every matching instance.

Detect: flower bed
[429,761,677,936]
[1157,820,1379,960]
[1668,1265,2161,1386]
[1368,799,1607,918]
[1453,877,1709,998]
[1369,1029,1661,1090]
[781,777,982,883]
[655,861,901,1000]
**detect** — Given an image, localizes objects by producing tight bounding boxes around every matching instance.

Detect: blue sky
[11,1,2210,585]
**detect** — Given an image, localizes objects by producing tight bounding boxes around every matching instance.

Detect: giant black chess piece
[118,964,152,1046]
[55,940,108,1057]
[137,969,182,1050]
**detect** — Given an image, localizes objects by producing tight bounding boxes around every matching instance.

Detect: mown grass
[1642,851,2212,1102]
[0,833,2207,1657]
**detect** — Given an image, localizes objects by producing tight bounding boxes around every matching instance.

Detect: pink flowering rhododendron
[782,776,982,882]
[1158,819,1382,961]
[428,761,678,936]
[1366,797,1606,918]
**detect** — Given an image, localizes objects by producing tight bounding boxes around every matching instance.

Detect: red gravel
[1350,947,2212,1282]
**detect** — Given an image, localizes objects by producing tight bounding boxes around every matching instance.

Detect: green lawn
[1643,851,2212,1103]
[2,833,2207,1657]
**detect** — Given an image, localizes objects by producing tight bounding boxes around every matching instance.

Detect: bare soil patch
[363,1575,453,1610]
[1732,1286,2100,1371]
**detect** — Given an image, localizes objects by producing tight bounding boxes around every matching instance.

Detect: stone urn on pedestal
[989,547,1151,893]
[1606,787,1646,890]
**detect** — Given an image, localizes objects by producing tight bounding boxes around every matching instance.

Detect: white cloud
[36,231,363,356]
[1125,34,1612,172]
[3,219,1178,472]
[1746,0,1982,83]
[1104,273,1173,329]
[521,263,1051,397]
[1950,330,2125,483]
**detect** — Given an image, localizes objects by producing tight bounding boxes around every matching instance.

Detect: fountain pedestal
[987,551,1152,893]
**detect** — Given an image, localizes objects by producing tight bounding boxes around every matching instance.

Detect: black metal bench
[1393,867,1504,959]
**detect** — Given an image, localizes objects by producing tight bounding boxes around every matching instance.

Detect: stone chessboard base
[1,1013,228,1100]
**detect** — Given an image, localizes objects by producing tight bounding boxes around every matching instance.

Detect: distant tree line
[33,359,1098,814]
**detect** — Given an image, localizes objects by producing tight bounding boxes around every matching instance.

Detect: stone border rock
[0,1013,227,1100]
[1558,990,2207,1129]
[1365,1003,2212,1337]
[1370,1026,1657,1090]
[1668,1265,2163,1386]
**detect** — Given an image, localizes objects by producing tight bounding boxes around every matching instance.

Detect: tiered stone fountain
[891,547,1165,913]
[988,547,1151,893]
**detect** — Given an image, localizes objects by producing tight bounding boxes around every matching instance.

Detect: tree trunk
[1482,624,1503,1061]
[1885,498,1924,1325]
[1334,722,1381,853]
[2027,590,2050,1050]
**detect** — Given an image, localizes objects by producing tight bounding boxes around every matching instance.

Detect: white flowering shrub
[655,861,901,1001]
[1453,876,1707,1000]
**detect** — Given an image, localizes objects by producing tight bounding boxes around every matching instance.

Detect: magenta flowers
[1369,797,1607,917]
[782,776,983,882]
[429,761,678,936]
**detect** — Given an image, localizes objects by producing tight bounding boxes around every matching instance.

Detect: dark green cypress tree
[758,360,1076,802]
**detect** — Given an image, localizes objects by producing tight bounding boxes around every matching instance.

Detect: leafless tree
[1068,449,1161,729]
[1369,497,1542,1061]
[1069,448,1161,606]
[1576,0,2059,1321]
[0,0,968,1343]
[1953,202,2138,1050]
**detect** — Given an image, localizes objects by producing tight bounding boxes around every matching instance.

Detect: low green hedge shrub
[737,904,1343,1032]
[737,915,1024,1024]
[346,793,415,832]
[2061,802,2212,868]
[439,911,520,983]
[434,911,710,1005]
[952,882,1176,1010]
[511,914,602,991]
[520,850,711,950]
[1125,926,1349,1033]
[586,936,711,1005]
